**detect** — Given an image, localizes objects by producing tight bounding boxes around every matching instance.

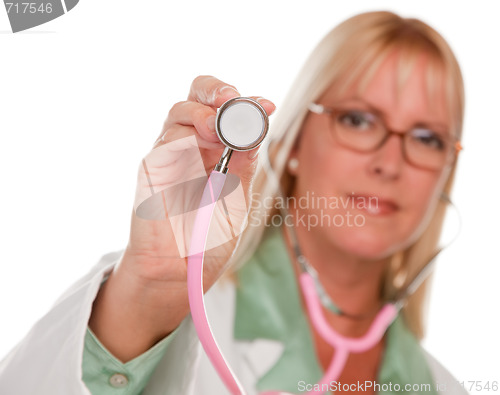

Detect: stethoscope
[186,97,459,395]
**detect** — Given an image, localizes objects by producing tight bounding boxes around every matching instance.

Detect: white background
[0,1,499,393]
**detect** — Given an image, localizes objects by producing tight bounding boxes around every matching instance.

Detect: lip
[346,193,400,216]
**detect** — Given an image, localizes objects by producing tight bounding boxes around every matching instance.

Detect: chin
[329,226,404,261]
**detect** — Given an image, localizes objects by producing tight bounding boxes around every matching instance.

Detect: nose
[367,133,405,180]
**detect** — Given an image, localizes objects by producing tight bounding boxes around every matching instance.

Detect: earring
[391,250,408,290]
[440,192,451,204]
[288,157,299,173]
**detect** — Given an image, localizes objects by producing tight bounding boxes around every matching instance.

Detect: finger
[154,124,223,152]
[160,97,276,147]
[162,101,219,143]
[248,96,276,117]
[188,75,241,108]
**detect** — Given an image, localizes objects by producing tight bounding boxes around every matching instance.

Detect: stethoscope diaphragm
[215,97,269,152]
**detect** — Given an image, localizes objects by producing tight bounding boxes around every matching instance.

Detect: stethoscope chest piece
[216,97,269,151]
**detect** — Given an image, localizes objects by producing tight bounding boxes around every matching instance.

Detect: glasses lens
[332,109,385,150]
[329,108,455,171]
[404,128,453,170]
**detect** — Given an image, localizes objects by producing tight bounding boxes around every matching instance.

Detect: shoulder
[422,349,469,394]
[381,315,469,394]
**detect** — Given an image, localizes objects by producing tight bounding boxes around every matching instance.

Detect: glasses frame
[308,103,463,171]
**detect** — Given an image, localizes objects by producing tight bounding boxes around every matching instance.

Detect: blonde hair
[229,11,465,339]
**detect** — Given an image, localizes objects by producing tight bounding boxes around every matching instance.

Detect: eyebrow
[331,96,450,132]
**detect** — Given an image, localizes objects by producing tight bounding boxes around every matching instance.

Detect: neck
[283,208,389,337]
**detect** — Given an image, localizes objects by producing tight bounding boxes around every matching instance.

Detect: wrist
[88,259,189,361]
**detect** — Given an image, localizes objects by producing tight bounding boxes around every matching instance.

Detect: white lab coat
[0,251,467,395]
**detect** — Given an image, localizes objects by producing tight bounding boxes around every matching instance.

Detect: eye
[337,110,376,131]
[410,128,446,151]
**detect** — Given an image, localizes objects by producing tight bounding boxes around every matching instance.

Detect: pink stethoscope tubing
[296,274,397,393]
[187,170,399,395]
[187,171,245,395]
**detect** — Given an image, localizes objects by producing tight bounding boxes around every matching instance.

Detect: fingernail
[206,115,216,133]
[220,86,239,96]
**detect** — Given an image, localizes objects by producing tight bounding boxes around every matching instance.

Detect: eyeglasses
[308,103,463,171]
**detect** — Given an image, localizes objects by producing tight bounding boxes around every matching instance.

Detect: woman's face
[291,52,454,260]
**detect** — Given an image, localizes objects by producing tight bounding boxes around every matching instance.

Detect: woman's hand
[88,76,275,362]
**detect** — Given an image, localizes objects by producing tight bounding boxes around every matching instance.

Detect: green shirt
[234,226,437,394]
[82,226,437,394]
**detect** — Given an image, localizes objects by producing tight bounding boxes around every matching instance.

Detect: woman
[0,11,466,395]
